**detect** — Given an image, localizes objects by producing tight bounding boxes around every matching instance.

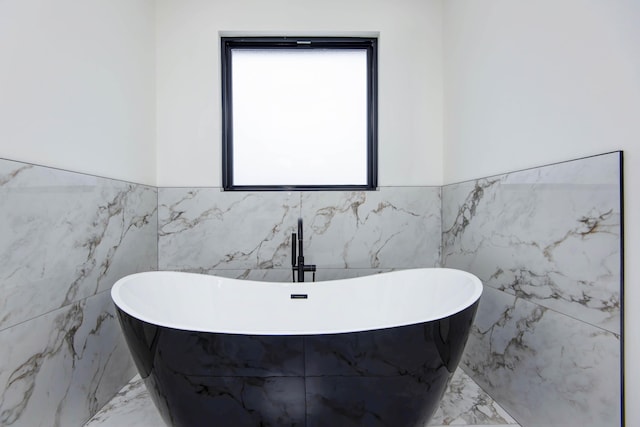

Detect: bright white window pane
[231,49,368,186]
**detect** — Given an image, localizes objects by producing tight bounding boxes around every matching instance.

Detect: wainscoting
[0,152,622,426]
[442,152,622,426]
[0,159,157,427]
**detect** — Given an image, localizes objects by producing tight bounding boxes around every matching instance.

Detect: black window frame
[221,36,378,191]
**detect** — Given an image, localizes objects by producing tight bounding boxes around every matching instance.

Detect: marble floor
[85,369,520,427]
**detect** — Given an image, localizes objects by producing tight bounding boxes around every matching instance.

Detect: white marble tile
[442,153,621,333]
[158,186,441,275]
[195,268,295,282]
[313,268,394,281]
[301,187,441,269]
[441,153,622,427]
[462,287,620,427]
[0,158,157,427]
[158,188,300,271]
[211,268,394,282]
[84,376,164,427]
[0,159,158,331]
[0,291,137,427]
[429,369,519,426]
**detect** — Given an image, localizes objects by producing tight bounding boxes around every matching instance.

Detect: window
[221,37,378,191]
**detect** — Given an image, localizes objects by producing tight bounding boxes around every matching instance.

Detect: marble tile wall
[0,152,623,427]
[158,186,441,279]
[441,152,622,427]
[0,159,158,427]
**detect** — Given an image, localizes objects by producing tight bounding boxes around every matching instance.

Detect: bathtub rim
[111,268,482,336]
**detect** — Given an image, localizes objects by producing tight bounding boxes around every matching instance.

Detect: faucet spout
[292,218,316,282]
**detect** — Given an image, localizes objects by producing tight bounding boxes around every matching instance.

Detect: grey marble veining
[0,158,158,427]
[158,188,300,272]
[0,159,158,332]
[313,268,393,281]
[83,376,164,427]
[197,268,295,282]
[442,153,621,333]
[301,187,441,269]
[429,368,518,426]
[441,152,622,427]
[0,290,137,427]
[1,152,623,427]
[158,187,441,275]
[462,287,620,427]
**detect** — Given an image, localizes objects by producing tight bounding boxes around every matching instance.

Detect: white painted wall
[442,0,640,424]
[0,0,156,186]
[155,0,443,187]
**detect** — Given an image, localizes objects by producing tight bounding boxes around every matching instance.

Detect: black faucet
[292,218,316,282]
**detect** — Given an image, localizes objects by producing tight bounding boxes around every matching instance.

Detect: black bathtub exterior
[116,301,479,427]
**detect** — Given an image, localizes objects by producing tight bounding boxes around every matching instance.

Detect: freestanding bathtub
[112,268,482,427]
